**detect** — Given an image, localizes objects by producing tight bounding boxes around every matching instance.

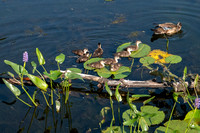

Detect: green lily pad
[130,44,151,58]
[140,56,155,65]
[116,42,133,52]
[184,109,200,124]
[95,67,112,78]
[165,55,182,64]
[84,58,104,70]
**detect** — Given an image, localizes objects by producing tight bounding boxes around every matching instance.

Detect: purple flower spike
[23,51,28,62]
[195,98,200,108]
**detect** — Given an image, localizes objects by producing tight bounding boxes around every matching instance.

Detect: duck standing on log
[92,43,103,57]
[115,47,133,57]
[72,48,89,56]
[151,22,182,35]
[88,60,106,69]
[103,55,120,65]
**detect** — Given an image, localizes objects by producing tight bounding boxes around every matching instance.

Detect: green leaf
[84,58,104,70]
[67,68,82,73]
[95,67,112,78]
[100,107,111,124]
[3,78,21,97]
[65,70,84,81]
[130,44,151,58]
[7,71,14,78]
[115,83,122,102]
[132,94,151,98]
[44,70,62,80]
[113,73,130,79]
[173,92,179,102]
[105,82,112,96]
[165,55,182,64]
[183,66,187,81]
[123,118,137,126]
[31,61,37,73]
[143,96,155,105]
[139,56,155,65]
[116,42,133,52]
[184,109,200,124]
[112,66,131,79]
[194,74,199,89]
[141,105,165,126]
[140,117,149,131]
[36,48,45,65]
[4,60,28,75]
[102,126,128,133]
[55,53,65,64]
[122,109,137,124]
[27,74,48,91]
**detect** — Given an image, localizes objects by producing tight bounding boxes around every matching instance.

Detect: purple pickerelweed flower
[23,51,28,62]
[195,98,200,108]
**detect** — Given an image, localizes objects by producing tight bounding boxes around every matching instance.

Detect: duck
[92,43,103,57]
[114,47,133,57]
[151,22,182,35]
[72,48,89,56]
[76,52,90,63]
[103,55,120,65]
[88,60,106,69]
[110,63,122,71]
[125,40,142,51]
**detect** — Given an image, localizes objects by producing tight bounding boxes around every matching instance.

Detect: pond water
[0,0,200,132]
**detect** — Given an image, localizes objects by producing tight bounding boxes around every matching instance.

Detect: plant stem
[17,97,32,107]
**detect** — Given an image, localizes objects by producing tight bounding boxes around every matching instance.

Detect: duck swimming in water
[151,22,182,35]
[88,60,106,69]
[103,55,120,65]
[92,43,103,57]
[76,52,90,63]
[110,63,122,71]
[72,48,89,56]
[115,47,133,57]
[125,40,142,51]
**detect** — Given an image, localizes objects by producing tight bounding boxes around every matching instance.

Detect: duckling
[125,40,142,51]
[103,55,120,65]
[115,47,133,57]
[92,43,103,57]
[88,60,106,69]
[151,22,182,35]
[72,48,89,56]
[110,63,122,71]
[76,52,90,63]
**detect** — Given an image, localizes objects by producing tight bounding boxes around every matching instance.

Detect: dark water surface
[0,0,200,132]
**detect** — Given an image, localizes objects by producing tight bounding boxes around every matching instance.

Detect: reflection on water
[0,0,200,132]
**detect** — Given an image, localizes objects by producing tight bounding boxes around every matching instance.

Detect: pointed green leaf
[65,71,84,81]
[165,55,182,64]
[140,117,149,131]
[44,70,62,80]
[194,74,199,89]
[27,74,48,91]
[3,78,21,97]
[67,68,82,73]
[143,96,155,105]
[55,53,65,64]
[31,61,37,73]
[105,82,112,96]
[4,60,28,75]
[130,44,151,58]
[36,48,45,65]
[115,83,122,102]
[183,66,187,81]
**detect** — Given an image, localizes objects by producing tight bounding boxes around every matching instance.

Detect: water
[0,0,200,132]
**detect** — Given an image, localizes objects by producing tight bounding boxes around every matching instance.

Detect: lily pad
[116,42,133,52]
[165,55,182,64]
[140,56,155,65]
[95,67,112,78]
[84,58,104,70]
[130,44,151,58]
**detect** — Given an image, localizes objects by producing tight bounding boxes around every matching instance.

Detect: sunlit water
[0,0,200,132]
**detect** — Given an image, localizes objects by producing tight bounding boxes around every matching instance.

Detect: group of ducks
[72,22,182,71]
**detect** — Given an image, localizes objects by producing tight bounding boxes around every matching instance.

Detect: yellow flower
[148,49,172,64]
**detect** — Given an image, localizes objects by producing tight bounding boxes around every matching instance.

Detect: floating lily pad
[130,44,151,58]
[116,42,133,52]
[95,67,112,78]
[139,56,155,65]
[165,55,182,64]
[84,58,104,70]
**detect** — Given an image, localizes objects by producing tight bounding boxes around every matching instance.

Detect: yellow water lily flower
[148,49,172,64]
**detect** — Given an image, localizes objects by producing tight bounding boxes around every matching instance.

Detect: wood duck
[125,40,142,51]
[72,48,89,56]
[88,60,106,69]
[151,22,182,35]
[76,52,90,63]
[92,43,103,57]
[114,47,133,57]
[110,63,122,71]
[103,55,120,65]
